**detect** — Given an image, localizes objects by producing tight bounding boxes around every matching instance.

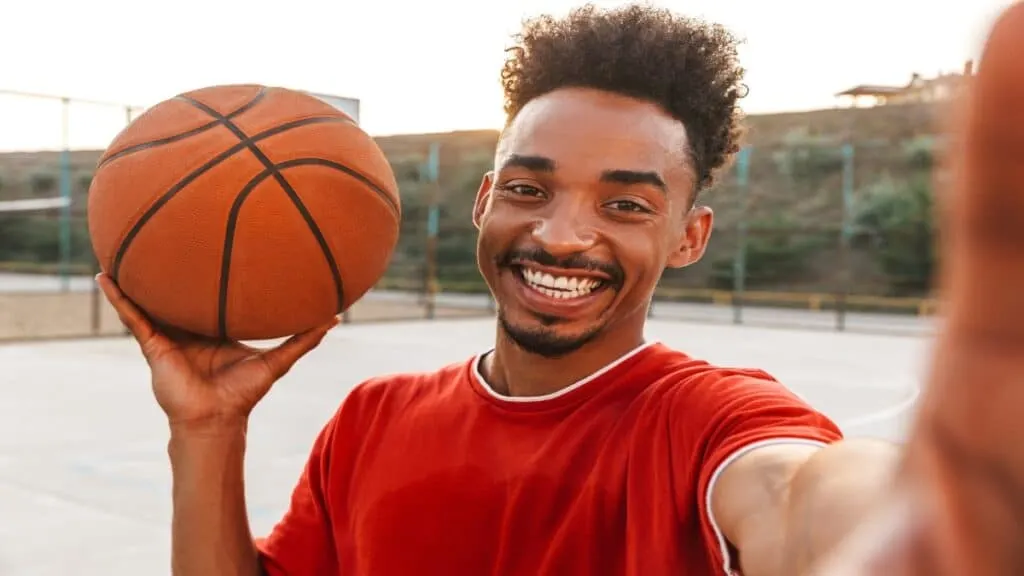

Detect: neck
[481,323,647,398]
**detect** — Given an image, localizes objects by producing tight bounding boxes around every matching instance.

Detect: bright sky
[0,0,1016,151]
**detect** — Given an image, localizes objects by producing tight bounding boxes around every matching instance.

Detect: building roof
[835,84,907,97]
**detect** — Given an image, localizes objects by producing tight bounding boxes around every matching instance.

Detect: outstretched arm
[722,5,1024,575]
[711,439,900,576]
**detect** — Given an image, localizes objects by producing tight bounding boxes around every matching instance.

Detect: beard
[497,308,604,359]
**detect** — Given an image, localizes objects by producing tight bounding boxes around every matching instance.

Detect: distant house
[835,61,973,108]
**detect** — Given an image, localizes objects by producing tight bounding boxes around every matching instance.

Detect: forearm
[780,438,901,575]
[168,425,262,576]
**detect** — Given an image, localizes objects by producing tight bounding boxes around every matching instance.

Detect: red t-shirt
[256,341,842,575]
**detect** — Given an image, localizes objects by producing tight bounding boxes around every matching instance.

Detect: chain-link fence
[0,91,940,341]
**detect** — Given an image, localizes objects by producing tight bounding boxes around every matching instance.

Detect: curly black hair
[501,3,747,193]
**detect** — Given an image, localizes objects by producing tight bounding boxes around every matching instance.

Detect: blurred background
[4,0,1010,338]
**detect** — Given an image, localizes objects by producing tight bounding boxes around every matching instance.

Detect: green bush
[853,174,936,296]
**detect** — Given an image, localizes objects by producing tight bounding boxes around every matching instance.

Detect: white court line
[838,383,922,433]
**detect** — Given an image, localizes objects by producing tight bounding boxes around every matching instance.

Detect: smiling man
[100,4,906,576]
[254,5,898,575]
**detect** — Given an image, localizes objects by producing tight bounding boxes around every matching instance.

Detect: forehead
[498,87,691,179]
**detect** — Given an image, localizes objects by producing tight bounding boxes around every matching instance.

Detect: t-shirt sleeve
[688,370,844,576]
[255,413,341,576]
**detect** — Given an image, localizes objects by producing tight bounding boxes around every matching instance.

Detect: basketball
[86,84,401,341]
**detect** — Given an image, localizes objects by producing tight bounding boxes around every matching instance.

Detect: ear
[472,171,495,230]
[666,206,714,269]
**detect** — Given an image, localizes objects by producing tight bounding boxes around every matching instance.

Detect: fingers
[96,273,170,356]
[259,316,339,380]
[942,3,1024,341]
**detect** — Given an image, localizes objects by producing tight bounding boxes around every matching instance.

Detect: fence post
[90,258,102,335]
[58,97,73,292]
[836,143,855,332]
[732,146,751,325]
[422,142,441,320]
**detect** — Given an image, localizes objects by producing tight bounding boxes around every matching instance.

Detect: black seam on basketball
[109,115,349,282]
[97,88,268,168]
[218,166,274,339]
[216,158,384,337]
[178,96,347,338]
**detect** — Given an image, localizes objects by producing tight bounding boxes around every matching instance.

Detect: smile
[518,266,608,300]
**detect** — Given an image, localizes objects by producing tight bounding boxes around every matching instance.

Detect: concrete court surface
[0,316,933,575]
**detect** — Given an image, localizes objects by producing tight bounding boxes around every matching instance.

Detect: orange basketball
[87,84,401,341]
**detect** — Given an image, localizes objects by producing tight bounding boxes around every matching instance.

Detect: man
[98,3,1024,575]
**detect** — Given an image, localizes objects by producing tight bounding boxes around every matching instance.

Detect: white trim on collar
[471,341,659,403]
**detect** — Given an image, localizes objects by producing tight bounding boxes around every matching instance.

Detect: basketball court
[0,314,931,575]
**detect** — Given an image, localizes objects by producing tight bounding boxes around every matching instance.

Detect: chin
[488,262,623,357]
[498,311,604,359]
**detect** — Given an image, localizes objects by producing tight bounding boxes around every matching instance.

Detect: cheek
[617,230,667,278]
[480,208,530,245]
[476,214,518,265]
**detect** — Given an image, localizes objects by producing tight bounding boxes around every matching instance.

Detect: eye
[606,199,652,213]
[497,183,545,198]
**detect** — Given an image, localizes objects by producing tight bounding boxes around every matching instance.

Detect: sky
[0,0,1017,151]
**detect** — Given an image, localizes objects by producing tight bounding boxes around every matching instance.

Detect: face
[473,87,714,358]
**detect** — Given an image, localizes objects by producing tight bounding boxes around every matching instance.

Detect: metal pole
[0,89,143,110]
[423,143,440,320]
[90,257,101,334]
[732,146,752,325]
[836,143,855,332]
[58,97,72,292]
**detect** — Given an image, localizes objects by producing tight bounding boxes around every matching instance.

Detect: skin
[813,4,1024,574]
[472,87,712,397]
[97,274,334,576]
[99,5,1024,570]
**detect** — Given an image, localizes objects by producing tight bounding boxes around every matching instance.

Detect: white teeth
[520,267,604,299]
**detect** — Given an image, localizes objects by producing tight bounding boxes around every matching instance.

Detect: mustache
[498,247,625,285]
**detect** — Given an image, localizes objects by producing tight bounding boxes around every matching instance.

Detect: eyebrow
[499,154,556,172]
[499,154,667,193]
[600,169,667,193]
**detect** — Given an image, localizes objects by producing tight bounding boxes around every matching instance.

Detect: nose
[530,202,597,257]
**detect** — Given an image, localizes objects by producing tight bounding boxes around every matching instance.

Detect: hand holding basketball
[98,273,335,432]
[817,3,1024,574]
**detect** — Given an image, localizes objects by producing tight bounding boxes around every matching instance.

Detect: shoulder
[644,343,798,407]
[328,355,477,428]
[645,343,841,442]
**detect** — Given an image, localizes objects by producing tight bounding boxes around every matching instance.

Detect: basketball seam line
[109,115,350,282]
[217,158,385,337]
[176,95,347,340]
[97,88,268,168]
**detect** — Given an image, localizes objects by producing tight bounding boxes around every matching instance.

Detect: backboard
[305,92,360,124]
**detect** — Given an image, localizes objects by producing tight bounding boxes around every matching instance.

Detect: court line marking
[838,383,922,433]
